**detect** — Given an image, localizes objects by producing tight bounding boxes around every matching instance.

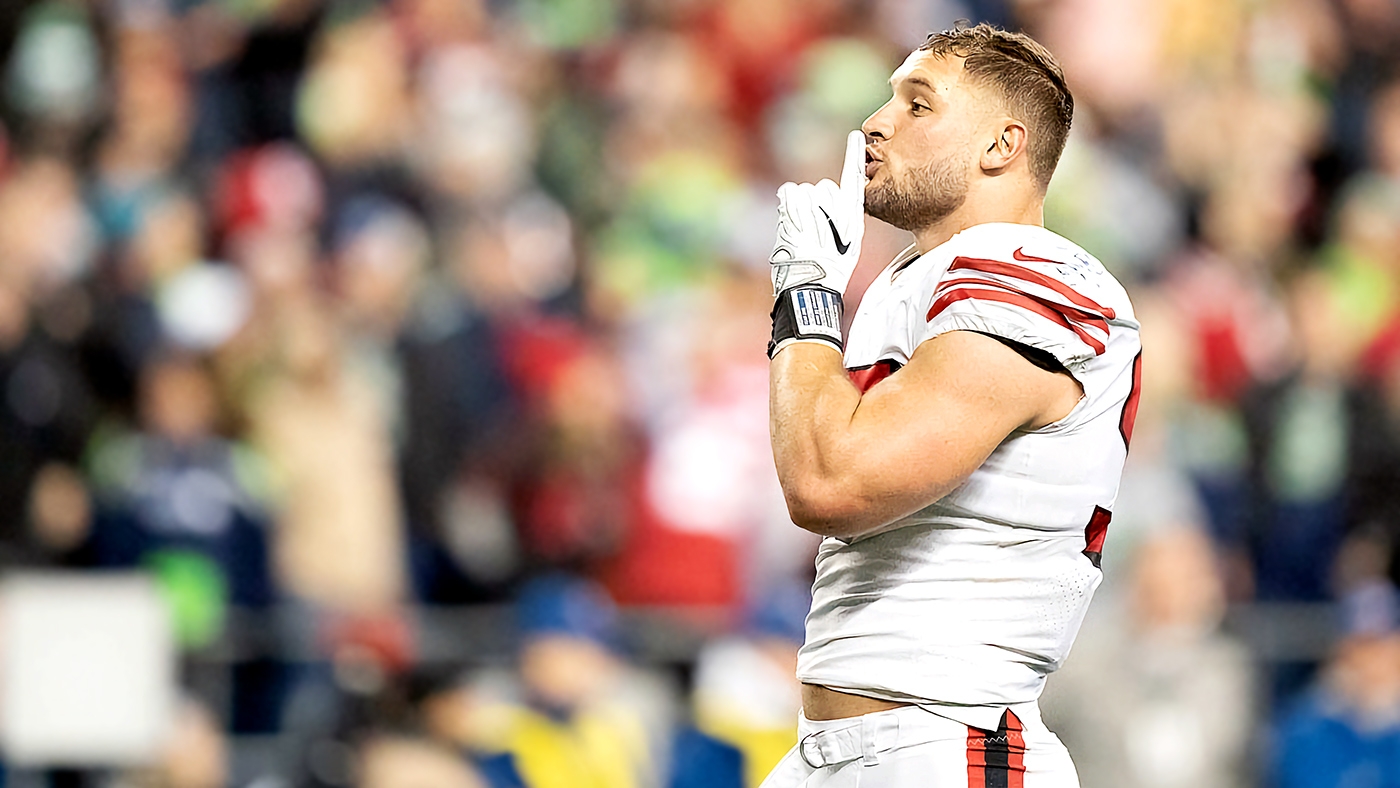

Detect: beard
[864,152,970,232]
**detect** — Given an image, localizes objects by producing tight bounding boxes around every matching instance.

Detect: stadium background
[0,0,1399,785]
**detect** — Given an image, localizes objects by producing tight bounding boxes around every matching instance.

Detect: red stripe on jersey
[933,278,1110,335]
[847,359,903,393]
[1085,505,1112,555]
[949,256,1116,320]
[928,288,1107,356]
[1120,350,1144,448]
[1005,710,1027,788]
[967,727,988,788]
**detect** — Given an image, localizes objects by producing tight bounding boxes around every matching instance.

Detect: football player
[763,23,1142,788]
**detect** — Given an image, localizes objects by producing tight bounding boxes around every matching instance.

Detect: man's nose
[862,101,893,141]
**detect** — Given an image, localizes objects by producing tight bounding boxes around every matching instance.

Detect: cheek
[890,132,941,172]
[884,148,926,184]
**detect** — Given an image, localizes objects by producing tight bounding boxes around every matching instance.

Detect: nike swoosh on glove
[770,129,867,297]
[768,130,866,359]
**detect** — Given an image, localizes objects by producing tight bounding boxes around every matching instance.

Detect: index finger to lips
[841,130,866,204]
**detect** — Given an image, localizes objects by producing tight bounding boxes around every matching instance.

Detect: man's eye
[911,102,930,113]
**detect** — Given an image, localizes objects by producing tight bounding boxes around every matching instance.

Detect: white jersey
[796,222,1142,731]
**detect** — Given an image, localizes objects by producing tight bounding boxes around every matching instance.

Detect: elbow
[782,480,874,538]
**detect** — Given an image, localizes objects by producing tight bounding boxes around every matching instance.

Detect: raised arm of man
[767,131,1081,539]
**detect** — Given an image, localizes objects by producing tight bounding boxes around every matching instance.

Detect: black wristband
[768,286,844,359]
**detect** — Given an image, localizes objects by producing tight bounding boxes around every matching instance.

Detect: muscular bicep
[817,330,1082,532]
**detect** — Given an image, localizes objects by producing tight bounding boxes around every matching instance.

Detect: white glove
[767,130,866,359]
[770,130,867,297]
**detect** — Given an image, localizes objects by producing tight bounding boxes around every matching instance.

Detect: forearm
[769,331,1050,538]
[769,342,878,536]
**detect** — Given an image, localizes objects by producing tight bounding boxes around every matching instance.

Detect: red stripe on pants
[967,726,988,787]
[1006,710,1026,788]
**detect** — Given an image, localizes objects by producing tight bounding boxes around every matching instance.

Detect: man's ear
[980,121,1028,174]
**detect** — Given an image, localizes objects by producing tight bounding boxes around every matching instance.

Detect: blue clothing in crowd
[1274,692,1400,788]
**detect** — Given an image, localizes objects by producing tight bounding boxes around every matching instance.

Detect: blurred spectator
[87,351,273,645]
[670,582,807,788]
[1272,580,1400,788]
[1242,270,1354,602]
[0,272,96,567]
[448,575,669,788]
[394,225,518,600]
[242,297,405,616]
[1042,526,1256,788]
[295,9,411,178]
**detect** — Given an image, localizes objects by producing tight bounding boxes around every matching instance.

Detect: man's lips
[865,146,883,179]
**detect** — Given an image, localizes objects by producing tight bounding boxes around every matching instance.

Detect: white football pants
[759,703,1080,788]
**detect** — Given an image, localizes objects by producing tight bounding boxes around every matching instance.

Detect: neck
[911,185,1046,253]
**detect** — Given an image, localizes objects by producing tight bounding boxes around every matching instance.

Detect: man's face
[861,51,990,231]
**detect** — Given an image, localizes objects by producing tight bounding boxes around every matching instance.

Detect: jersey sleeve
[919,253,1116,372]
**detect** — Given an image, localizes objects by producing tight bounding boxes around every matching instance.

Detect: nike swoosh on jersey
[1011,247,1060,265]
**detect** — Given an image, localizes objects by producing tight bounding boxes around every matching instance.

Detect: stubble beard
[864,153,970,233]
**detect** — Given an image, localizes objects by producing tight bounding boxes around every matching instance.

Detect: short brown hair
[918,23,1073,187]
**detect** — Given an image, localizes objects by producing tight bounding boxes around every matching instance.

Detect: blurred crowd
[1,0,1400,785]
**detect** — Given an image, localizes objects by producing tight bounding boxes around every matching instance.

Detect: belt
[797,708,903,768]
